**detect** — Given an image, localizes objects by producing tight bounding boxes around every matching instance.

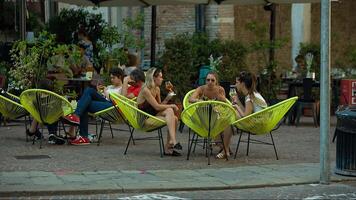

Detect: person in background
[122,54,139,76]
[217,71,267,159]
[77,28,94,65]
[293,55,306,80]
[70,43,93,77]
[121,69,145,99]
[64,67,124,145]
[137,68,182,156]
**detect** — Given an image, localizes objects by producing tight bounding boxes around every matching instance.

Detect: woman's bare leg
[223,127,233,156]
[29,120,38,133]
[157,108,178,151]
[68,126,76,137]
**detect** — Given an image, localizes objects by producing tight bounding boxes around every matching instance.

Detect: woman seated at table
[136,67,182,156]
[121,69,145,99]
[64,67,124,145]
[217,71,268,159]
[189,71,227,103]
[189,71,229,155]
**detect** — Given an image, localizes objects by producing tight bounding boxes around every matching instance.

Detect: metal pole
[320,0,331,184]
[150,5,157,67]
[19,0,26,40]
[269,3,276,64]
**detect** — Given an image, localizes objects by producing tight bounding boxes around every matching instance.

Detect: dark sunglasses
[206,78,215,82]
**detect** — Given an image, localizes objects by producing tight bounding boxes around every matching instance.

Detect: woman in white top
[64,67,124,145]
[217,71,267,159]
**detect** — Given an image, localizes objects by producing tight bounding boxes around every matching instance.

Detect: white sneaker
[87,134,97,143]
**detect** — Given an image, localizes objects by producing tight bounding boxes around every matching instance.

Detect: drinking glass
[165,81,176,96]
[229,88,237,99]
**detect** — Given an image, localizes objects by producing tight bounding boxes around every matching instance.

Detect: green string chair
[93,94,136,145]
[0,92,30,139]
[181,100,237,165]
[20,89,74,148]
[232,96,298,160]
[110,93,166,157]
[178,89,195,133]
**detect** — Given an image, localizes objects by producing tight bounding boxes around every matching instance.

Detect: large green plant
[47,8,107,70]
[160,33,196,100]
[9,31,57,91]
[246,21,288,102]
[9,31,80,92]
[209,39,248,82]
[159,32,247,100]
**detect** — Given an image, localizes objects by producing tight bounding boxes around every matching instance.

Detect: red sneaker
[70,136,90,145]
[63,114,80,125]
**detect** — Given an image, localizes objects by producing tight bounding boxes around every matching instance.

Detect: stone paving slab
[1,163,355,197]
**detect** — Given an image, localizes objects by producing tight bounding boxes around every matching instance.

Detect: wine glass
[229,88,237,100]
[165,81,176,96]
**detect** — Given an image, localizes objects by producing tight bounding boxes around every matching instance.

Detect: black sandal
[164,150,182,157]
[173,142,182,150]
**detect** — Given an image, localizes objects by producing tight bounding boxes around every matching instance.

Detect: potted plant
[8,31,57,92]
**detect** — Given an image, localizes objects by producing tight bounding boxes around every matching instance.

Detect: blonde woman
[137,68,182,156]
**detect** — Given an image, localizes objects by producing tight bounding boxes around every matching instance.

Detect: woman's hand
[123,76,132,84]
[170,104,179,112]
[231,95,238,104]
[96,84,106,92]
[163,93,174,103]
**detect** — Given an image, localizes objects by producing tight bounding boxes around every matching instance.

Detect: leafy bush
[159,33,247,100]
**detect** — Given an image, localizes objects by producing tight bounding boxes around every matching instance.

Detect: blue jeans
[74,88,112,137]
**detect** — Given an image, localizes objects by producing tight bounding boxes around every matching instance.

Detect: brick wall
[311,0,356,67]
[143,5,195,61]
[140,1,356,71]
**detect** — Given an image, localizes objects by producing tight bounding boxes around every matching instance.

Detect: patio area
[0,117,337,172]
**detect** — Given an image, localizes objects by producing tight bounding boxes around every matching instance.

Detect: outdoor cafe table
[286,79,320,125]
[58,77,102,98]
[287,80,320,98]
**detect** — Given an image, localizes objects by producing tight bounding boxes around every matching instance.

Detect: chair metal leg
[295,104,302,127]
[158,129,163,158]
[234,130,243,159]
[97,120,105,146]
[39,129,43,149]
[246,133,251,156]
[178,120,185,133]
[269,132,279,160]
[207,137,211,165]
[95,119,98,135]
[24,116,29,142]
[124,126,134,155]
[187,132,196,160]
[109,122,114,138]
[312,104,318,127]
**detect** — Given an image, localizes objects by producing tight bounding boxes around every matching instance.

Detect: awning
[54,0,332,7]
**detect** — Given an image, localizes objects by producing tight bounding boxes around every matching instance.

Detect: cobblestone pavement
[0,117,337,171]
[1,116,354,197]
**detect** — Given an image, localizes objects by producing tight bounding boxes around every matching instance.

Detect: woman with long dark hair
[217,71,267,159]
